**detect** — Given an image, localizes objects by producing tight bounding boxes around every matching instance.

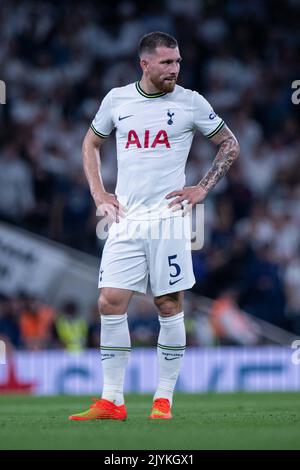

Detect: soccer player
[69,32,239,421]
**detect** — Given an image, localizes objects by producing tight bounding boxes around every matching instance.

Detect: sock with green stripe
[154,311,186,406]
[100,313,131,406]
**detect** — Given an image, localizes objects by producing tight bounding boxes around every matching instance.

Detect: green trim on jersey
[90,124,110,138]
[206,120,225,139]
[135,81,166,99]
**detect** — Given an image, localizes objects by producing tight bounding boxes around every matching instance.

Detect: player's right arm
[82,128,125,222]
[82,91,125,222]
[82,128,106,206]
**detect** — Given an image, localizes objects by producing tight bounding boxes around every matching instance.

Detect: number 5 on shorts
[168,254,181,281]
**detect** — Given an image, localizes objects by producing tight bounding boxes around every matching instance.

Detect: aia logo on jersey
[125,130,171,149]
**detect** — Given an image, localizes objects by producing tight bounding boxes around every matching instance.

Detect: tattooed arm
[198,124,240,194]
[166,124,240,211]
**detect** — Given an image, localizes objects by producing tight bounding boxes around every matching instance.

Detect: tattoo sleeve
[198,125,240,194]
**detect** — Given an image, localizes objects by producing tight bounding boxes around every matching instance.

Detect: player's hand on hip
[96,192,127,223]
[165,186,207,216]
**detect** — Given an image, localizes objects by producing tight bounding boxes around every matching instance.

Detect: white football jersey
[91,81,224,219]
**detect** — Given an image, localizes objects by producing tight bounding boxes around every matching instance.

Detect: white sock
[100,313,131,406]
[154,311,186,406]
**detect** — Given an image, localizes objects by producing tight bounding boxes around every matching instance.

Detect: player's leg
[98,287,133,408]
[69,287,133,421]
[147,216,195,419]
[69,219,148,421]
[149,291,185,419]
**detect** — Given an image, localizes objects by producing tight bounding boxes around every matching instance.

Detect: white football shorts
[98,215,195,296]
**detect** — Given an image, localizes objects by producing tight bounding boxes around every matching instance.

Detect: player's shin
[100,313,131,406]
[154,311,186,406]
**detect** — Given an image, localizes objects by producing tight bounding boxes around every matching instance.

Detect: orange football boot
[69,398,127,421]
[149,398,172,420]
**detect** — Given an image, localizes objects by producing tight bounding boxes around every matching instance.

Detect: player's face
[143,47,182,93]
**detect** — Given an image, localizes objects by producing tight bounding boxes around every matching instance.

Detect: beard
[150,75,177,93]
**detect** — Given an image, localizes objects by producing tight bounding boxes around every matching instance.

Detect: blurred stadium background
[0,0,300,400]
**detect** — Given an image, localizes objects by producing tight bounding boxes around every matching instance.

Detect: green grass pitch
[0,393,300,450]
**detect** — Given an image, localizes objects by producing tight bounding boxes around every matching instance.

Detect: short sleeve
[90,90,114,138]
[192,92,225,138]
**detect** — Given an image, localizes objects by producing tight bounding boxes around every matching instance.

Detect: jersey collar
[135,81,166,99]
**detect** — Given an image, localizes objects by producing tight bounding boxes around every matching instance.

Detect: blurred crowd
[0,293,98,351]
[0,291,260,351]
[0,0,300,341]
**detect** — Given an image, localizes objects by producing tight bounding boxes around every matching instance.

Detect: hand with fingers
[96,192,127,223]
[165,185,207,216]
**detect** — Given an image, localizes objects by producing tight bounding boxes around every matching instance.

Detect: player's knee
[154,297,180,317]
[98,292,126,315]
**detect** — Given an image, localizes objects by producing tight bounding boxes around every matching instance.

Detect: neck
[139,76,161,94]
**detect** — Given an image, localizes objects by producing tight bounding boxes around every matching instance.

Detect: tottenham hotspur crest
[167,110,175,125]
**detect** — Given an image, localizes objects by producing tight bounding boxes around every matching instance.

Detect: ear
[140,58,148,73]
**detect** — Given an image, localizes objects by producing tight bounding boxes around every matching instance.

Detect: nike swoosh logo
[118,115,133,121]
[169,278,183,286]
[101,357,113,361]
[165,357,180,361]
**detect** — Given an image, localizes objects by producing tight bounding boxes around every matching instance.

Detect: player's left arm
[166,124,240,212]
[198,124,240,194]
